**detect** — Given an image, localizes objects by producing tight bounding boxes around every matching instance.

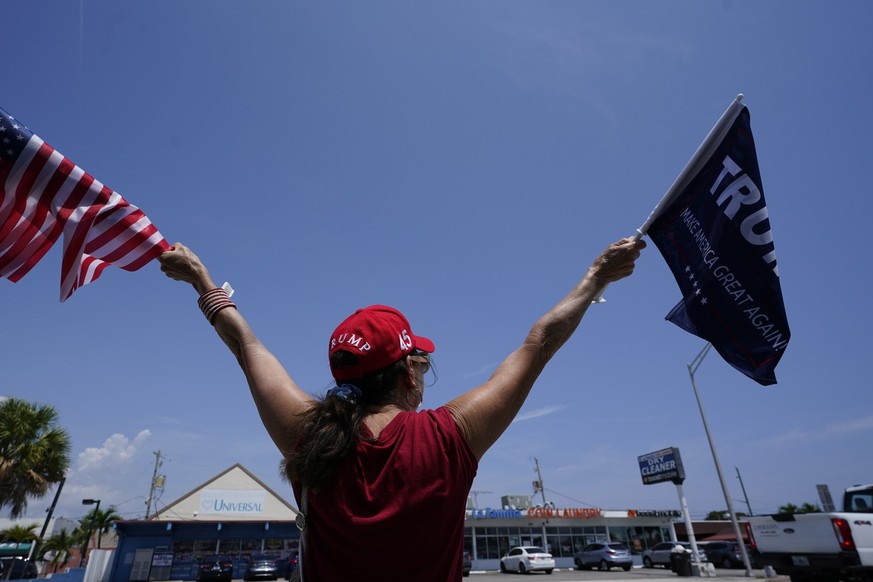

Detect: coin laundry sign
[638,447,686,485]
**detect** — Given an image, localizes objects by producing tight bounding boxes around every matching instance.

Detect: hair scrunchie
[326,383,362,404]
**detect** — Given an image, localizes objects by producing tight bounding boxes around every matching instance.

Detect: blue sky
[3,1,872,529]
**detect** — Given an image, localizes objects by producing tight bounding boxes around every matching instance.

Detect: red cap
[328,305,435,380]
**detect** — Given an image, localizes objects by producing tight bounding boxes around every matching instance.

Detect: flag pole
[593,93,746,303]
[635,93,746,238]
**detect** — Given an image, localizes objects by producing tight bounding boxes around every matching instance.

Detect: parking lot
[465,566,784,581]
[169,566,784,582]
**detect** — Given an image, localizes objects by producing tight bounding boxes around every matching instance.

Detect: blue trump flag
[644,98,790,385]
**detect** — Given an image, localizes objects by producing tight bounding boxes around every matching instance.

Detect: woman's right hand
[158,243,216,294]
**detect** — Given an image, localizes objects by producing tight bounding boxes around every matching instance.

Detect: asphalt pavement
[465,566,789,581]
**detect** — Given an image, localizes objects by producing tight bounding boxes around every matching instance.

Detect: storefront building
[464,504,683,570]
[109,464,300,581]
[108,463,731,577]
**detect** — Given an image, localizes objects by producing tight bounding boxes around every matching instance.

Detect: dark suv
[699,541,752,569]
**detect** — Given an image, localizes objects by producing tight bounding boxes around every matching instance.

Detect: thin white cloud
[762,414,873,447]
[463,362,499,378]
[829,414,873,434]
[512,404,566,423]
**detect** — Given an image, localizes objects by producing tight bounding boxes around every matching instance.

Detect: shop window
[520,529,543,548]
[172,540,195,563]
[475,536,488,561]
[219,538,242,556]
[263,539,285,558]
[609,527,630,546]
[571,534,586,554]
[240,538,261,558]
[557,532,573,558]
[193,539,218,560]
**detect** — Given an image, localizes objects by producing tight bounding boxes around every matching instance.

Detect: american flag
[0,107,170,301]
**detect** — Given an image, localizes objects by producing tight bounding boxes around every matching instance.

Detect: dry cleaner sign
[637,447,685,485]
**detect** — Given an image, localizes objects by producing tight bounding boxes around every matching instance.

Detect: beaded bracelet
[197,287,237,325]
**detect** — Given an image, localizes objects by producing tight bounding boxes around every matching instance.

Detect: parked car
[499,546,555,575]
[642,542,708,568]
[0,558,38,579]
[574,542,634,571]
[197,555,234,581]
[244,553,280,581]
[462,550,472,577]
[698,541,753,569]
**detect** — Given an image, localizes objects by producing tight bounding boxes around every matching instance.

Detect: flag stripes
[1,107,170,300]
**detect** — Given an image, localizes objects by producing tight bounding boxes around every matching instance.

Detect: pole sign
[816,484,836,512]
[638,447,686,485]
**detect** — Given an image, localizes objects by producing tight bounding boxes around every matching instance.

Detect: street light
[79,499,101,568]
[687,344,753,577]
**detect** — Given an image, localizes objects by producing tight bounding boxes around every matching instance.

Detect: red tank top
[293,406,478,581]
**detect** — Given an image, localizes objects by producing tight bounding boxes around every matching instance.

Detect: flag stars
[685,269,707,304]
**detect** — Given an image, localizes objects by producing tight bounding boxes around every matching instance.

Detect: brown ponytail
[282,351,408,490]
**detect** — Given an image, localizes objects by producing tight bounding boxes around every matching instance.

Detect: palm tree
[705,510,728,520]
[778,503,799,514]
[0,523,39,542]
[71,523,91,565]
[0,398,71,518]
[80,506,121,549]
[38,528,75,572]
[798,502,822,514]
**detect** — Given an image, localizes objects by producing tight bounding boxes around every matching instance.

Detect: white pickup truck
[748,484,873,582]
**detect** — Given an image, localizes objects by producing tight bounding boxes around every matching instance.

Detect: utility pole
[532,458,550,550]
[533,458,547,506]
[736,467,754,516]
[145,451,163,519]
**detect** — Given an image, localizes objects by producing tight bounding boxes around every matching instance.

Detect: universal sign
[637,447,685,485]
[199,489,266,515]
